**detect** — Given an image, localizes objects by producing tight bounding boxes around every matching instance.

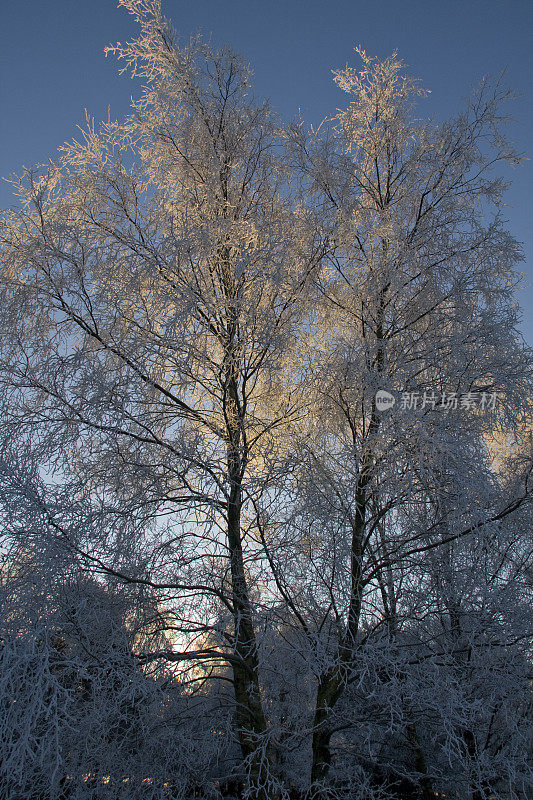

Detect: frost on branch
[0,2,531,798]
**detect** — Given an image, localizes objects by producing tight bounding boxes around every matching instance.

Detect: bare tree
[0,5,531,800]
[0,2,325,796]
[284,46,532,795]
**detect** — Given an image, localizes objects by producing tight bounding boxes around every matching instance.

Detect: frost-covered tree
[281,45,532,795]
[0,1,325,795]
[0,558,231,799]
[0,3,531,799]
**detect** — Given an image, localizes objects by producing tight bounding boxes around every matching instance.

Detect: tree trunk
[309,290,386,792]
[310,668,343,787]
[225,338,277,798]
[405,722,434,800]
[227,485,272,785]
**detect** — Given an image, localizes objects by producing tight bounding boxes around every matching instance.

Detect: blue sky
[1,0,531,342]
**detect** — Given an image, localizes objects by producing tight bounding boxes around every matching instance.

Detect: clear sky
[1,0,531,342]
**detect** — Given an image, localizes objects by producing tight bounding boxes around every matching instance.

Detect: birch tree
[0,5,531,799]
[283,47,532,795]
[0,2,324,796]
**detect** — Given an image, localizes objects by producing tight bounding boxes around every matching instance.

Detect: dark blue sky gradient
[1,0,531,341]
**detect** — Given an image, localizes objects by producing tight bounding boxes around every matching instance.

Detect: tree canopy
[0,2,531,799]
